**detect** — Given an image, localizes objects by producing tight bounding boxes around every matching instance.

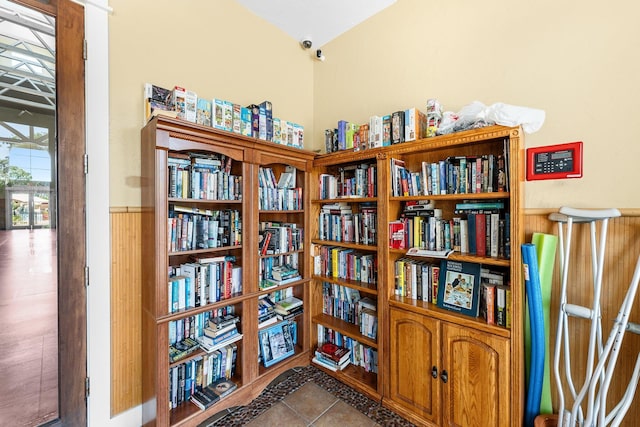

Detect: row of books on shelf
[318,163,377,199]
[395,257,511,326]
[324,107,430,153]
[258,167,302,210]
[259,222,304,255]
[166,306,240,410]
[169,309,219,350]
[145,84,305,148]
[313,246,377,285]
[258,187,303,211]
[390,152,508,197]
[321,282,378,339]
[259,253,301,290]
[258,166,297,189]
[168,257,241,312]
[389,204,511,259]
[170,347,239,411]
[168,208,241,252]
[168,152,242,201]
[394,258,440,303]
[316,325,378,373]
[317,203,378,245]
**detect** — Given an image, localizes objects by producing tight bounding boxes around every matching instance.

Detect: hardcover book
[173,86,197,123]
[260,101,273,141]
[196,98,212,127]
[391,110,405,144]
[318,342,351,365]
[240,106,252,136]
[208,377,237,399]
[259,321,296,367]
[190,386,220,410]
[437,259,482,317]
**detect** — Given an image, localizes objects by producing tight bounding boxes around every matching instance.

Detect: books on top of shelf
[144,83,176,123]
[437,259,482,317]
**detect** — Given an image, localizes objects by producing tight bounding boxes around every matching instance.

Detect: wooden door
[389,308,440,424]
[441,323,510,427]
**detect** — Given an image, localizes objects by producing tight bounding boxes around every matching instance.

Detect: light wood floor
[0,229,58,426]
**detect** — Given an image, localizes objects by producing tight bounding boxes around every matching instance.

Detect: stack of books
[258,295,278,328]
[271,264,302,282]
[313,342,351,372]
[196,314,242,352]
[274,296,304,320]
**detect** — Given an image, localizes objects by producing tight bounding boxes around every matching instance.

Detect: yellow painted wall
[110,0,640,209]
[313,0,640,209]
[108,0,314,207]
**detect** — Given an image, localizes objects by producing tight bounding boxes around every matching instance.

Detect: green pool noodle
[525,232,557,414]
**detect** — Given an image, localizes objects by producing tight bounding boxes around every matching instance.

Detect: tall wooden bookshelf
[141,116,314,426]
[310,125,524,426]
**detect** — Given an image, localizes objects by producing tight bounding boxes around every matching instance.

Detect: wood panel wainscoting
[110,207,143,415]
[110,208,640,422]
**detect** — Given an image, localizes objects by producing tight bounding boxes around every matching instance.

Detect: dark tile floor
[200,365,415,427]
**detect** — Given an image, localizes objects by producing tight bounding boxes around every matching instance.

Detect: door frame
[12,0,87,425]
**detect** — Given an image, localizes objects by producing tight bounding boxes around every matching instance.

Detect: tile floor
[201,365,414,427]
[244,382,379,427]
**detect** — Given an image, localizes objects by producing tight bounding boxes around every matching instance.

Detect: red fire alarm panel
[526,141,583,181]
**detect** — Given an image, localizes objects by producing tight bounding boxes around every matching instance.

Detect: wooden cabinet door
[441,323,510,427]
[389,308,440,424]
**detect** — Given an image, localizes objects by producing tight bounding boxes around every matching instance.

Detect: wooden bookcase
[310,125,524,426]
[309,153,383,398]
[141,116,314,426]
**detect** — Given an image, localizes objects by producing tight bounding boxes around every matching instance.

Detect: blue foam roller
[522,243,545,427]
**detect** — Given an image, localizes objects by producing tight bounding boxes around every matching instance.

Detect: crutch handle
[559,207,621,220]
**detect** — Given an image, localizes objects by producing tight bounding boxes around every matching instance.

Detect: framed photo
[258,320,295,368]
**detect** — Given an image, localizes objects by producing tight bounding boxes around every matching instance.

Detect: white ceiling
[235,0,396,49]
